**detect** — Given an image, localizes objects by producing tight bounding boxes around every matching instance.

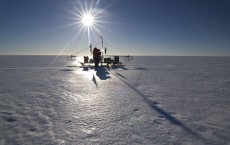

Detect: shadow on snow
[94,67,111,80]
[91,67,111,87]
[111,71,212,144]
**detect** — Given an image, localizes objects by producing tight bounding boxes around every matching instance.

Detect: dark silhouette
[93,47,101,67]
[114,56,119,65]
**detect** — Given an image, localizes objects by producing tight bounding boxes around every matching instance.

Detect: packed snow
[0,56,230,145]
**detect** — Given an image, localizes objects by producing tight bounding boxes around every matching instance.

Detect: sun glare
[81,14,94,27]
[62,0,108,45]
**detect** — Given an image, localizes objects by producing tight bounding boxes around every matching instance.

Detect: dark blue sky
[0,0,230,56]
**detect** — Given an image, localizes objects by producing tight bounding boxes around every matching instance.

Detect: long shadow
[94,67,111,80]
[112,66,148,71]
[115,72,127,79]
[111,72,211,144]
[92,74,98,87]
[133,67,148,70]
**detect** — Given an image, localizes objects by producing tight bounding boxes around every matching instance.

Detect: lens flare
[57,0,111,56]
[61,0,105,44]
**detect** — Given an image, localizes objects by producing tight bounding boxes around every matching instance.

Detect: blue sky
[0,0,230,56]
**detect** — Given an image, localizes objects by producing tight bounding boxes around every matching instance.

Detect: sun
[81,13,95,27]
[62,0,108,44]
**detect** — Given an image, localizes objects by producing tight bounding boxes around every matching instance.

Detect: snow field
[0,56,230,144]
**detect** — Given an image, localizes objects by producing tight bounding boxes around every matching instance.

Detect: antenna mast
[100,35,104,62]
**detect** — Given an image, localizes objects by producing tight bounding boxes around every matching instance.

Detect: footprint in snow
[7,116,17,122]
[134,108,139,112]
[65,120,72,124]
[28,127,37,132]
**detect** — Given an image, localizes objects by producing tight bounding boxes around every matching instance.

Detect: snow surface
[0,56,230,145]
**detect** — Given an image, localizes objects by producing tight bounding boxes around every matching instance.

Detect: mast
[101,35,103,50]
[100,35,103,64]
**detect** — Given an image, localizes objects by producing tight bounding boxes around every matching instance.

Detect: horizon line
[0,54,230,57]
